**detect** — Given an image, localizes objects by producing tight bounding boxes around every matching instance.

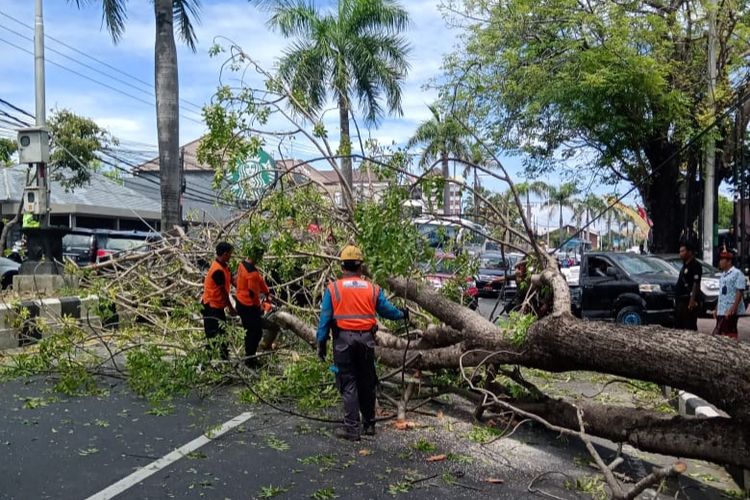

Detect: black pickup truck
[570,252,676,326]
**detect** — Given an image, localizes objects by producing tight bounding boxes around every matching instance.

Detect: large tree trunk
[385,277,750,423]
[441,150,450,215]
[338,93,353,206]
[642,142,682,253]
[154,0,181,232]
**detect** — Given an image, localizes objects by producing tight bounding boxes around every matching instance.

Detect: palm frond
[69,0,128,42]
[348,0,410,35]
[267,0,320,38]
[173,0,202,52]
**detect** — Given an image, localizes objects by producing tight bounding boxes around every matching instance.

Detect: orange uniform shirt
[236,260,270,307]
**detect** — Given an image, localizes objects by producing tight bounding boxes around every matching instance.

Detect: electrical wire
[0,10,205,113]
[0,36,205,125]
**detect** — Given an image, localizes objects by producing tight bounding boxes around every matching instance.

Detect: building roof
[134,137,210,173]
[1,165,161,219]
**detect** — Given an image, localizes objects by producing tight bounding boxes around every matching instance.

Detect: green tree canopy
[442,0,750,252]
[0,138,17,166]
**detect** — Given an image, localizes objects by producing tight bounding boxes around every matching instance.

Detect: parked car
[63,229,161,266]
[571,252,677,326]
[0,257,20,289]
[475,251,520,298]
[421,252,479,310]
[654,254,741,314]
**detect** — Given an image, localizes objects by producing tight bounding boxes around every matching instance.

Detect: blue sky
[0,0,641,233]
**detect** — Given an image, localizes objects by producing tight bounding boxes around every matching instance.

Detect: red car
[422,253,479,310]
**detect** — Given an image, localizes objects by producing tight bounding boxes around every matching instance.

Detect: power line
[0,10,204,113]
[0,36,205,125]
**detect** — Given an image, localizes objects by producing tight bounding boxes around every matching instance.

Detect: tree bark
[386,277,750,422]
[442,150,451,215]
[642,142,682,253]
[338,93,353,206]
[154,0,181,232]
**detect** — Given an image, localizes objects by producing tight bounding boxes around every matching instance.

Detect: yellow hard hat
[340,245,364,262]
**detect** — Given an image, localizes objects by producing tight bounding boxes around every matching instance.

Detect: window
[588,256,611,278]
[334,191,343,207]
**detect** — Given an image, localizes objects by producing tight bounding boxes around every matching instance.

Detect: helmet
[340,245,364,262]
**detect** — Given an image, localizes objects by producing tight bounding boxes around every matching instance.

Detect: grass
[265,434,290,452]
[411,437,437,453]
[298,454,337,472]
[258,485,290,498]
[467,425,504,444]
[310,487,337,500]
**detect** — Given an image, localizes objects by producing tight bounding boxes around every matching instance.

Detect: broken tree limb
[387,276,750,422]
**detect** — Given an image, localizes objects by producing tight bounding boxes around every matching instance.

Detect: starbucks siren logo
[230,148,277,201]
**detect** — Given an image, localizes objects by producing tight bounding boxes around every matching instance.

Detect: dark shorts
[714,315,739,339]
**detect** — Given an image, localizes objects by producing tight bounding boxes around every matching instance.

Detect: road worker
[201,242,235,360]
[316,245,407,441]
[235,245,272,368]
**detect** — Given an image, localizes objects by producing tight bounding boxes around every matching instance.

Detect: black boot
[334,427,360,441]
[362,424,376,436]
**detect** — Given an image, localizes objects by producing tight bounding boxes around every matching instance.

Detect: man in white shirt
[714,250,746,339]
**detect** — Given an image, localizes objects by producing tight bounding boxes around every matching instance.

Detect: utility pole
[702,0,718,265]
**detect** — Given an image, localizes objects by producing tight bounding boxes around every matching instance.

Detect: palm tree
[266,0,410,203]
[71,0,200,231]
[408,104,471,215]
[541,182,580,239]
[573,194,607,248]
[516,181,548,226]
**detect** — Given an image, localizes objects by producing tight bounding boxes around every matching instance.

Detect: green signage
[229,148,277,201]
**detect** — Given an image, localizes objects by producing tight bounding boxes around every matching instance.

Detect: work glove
[399,307,410,322]
[317,340,327,361]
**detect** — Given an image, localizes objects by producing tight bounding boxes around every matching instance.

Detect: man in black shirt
[674,242,702,330]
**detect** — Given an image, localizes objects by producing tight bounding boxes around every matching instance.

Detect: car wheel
[616,306,644,326]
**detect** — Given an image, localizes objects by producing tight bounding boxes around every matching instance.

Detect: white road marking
[85,411,254,500]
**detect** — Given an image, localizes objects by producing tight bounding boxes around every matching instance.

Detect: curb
[0,295,101,349]
[677,390,749,492]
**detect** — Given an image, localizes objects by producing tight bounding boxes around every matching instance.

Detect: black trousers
[236,302,263,362]
[333,330,377,435]
[674,297,699,331]
[202,303,228,360]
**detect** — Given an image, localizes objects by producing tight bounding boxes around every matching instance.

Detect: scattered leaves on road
[425,454,447,462]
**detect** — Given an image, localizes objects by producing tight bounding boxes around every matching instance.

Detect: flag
[637,206,653,227]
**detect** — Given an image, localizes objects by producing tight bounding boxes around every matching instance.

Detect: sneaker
[362,424,376,436]
[334,427,360,441]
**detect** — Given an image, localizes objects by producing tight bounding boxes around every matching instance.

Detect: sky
[0,0,638,233]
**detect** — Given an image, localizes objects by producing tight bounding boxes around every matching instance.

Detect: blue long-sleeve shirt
[316,286,404,342]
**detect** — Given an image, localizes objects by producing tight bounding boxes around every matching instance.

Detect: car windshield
[480,256,514,270]
[105,238,148,253]
[417,224,458,248]
[421,257,456,275]
[643,257,679,276]
[610,254,665,276]
[64,234,92,248]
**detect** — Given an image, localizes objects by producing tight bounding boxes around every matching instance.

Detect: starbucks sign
[229,148,277,202]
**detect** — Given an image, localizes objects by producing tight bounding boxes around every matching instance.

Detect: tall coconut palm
[266,0,410,203]
[573,194,607,248]
[71,0,201,231]
[516,181,548,227]
[408,104,471,215]
[541,182,580,239]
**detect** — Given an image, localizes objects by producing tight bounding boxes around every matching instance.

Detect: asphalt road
[0,299,743,499]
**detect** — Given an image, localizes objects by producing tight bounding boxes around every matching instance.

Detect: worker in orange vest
[316,245,407,441]
[201,242,236,360]
[235,247,273,368]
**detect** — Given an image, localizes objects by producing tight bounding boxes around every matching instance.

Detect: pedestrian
[713,249,745,340]
[316,245,407,441]
[235,247,272,368]
[674,241,702,331]
[201,242,235,360]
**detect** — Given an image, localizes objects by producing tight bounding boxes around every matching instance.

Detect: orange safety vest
[328,276,379,331]
[236,261,270,307]
[202,260,231,309]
